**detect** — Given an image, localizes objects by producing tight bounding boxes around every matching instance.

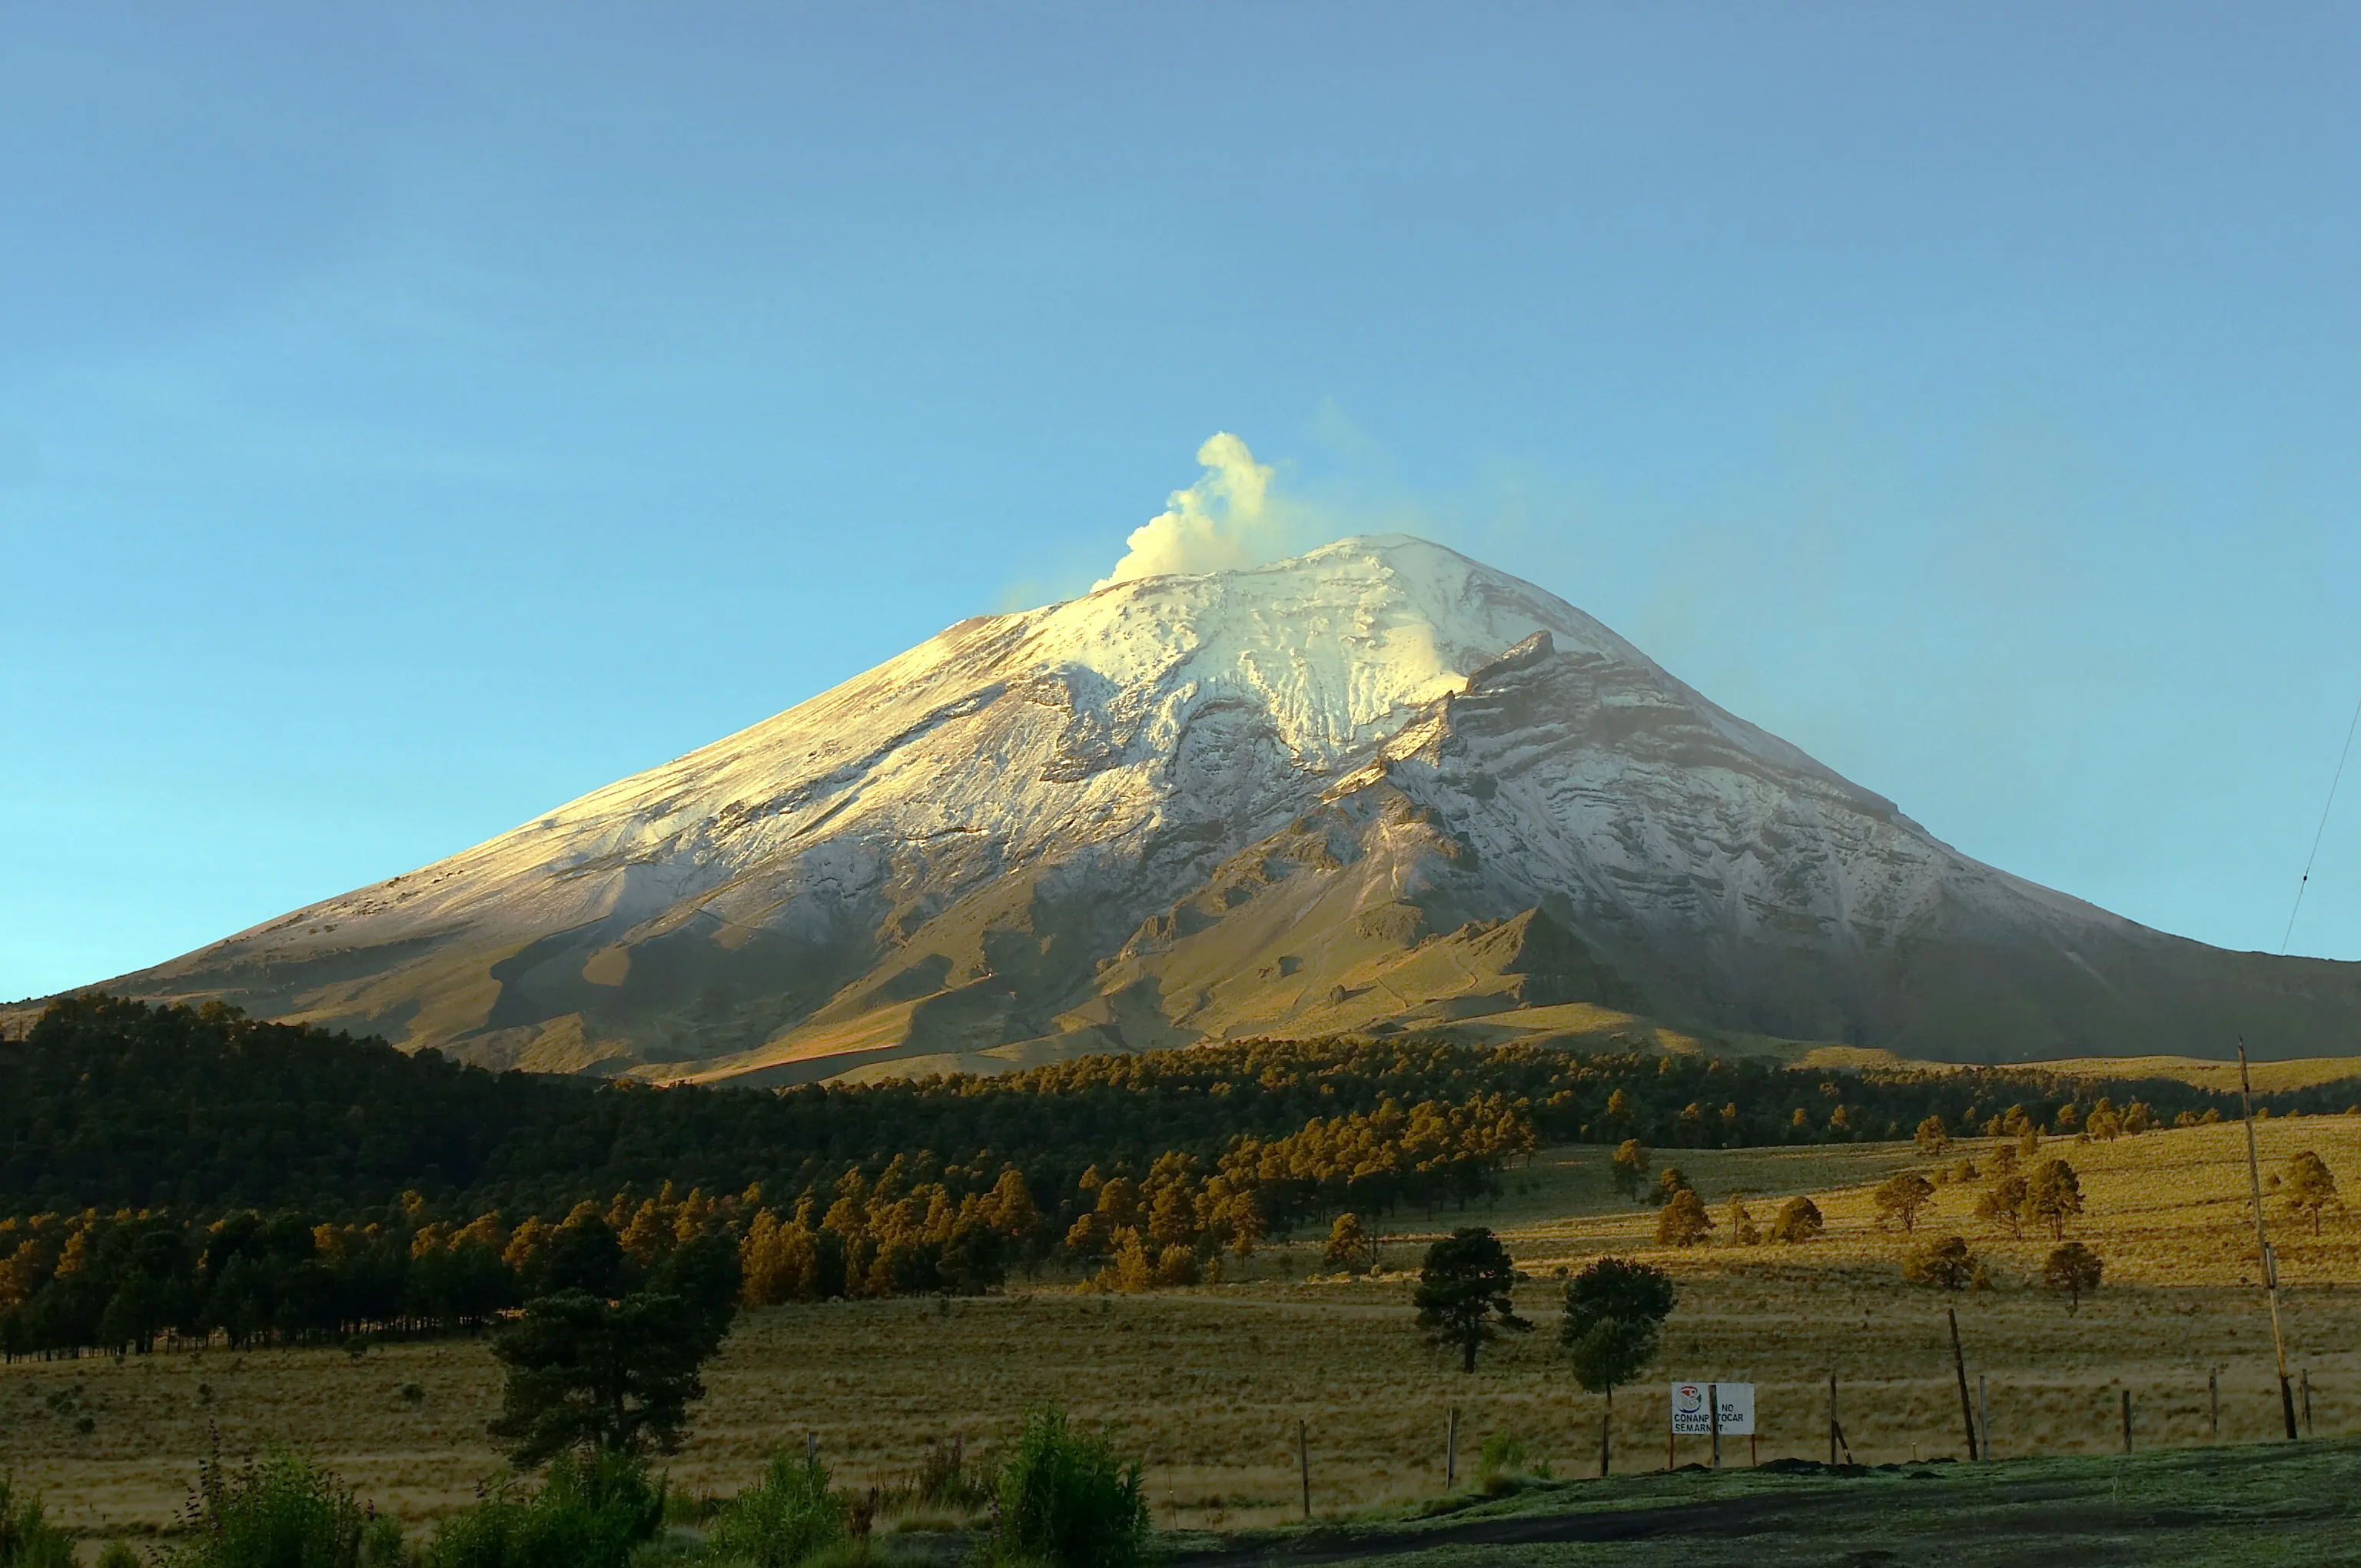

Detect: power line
[2282,688,2361,954]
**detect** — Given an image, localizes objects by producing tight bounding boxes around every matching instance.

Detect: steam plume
[1097,433,1290,587]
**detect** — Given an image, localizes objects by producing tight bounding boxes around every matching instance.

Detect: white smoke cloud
[1097,433,1291,587]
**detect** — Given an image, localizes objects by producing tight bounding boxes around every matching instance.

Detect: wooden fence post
[1709,1382,1722,1470]
[1298,1420,1310,1522]
[1828,1372,1838,1467]
[2209,1370,2219,1442]
[1948,1310,1979,1461]
[2121,1389,2133,1453]
[1446,1406,1457,1490]
[2302,1370,2313,1437]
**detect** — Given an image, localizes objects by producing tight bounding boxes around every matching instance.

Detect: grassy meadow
[6,1115,2358,1555]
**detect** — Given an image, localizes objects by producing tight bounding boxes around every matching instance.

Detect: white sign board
[1670,1381,1755,1436]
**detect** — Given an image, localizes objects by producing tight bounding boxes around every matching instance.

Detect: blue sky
[5,3,2359,1002]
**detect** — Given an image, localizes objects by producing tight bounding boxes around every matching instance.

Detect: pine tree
[1559,1257,1677,1477]
[1414,1228,1532,1374]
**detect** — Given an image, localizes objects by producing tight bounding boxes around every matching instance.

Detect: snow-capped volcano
[71,537,2361,1079]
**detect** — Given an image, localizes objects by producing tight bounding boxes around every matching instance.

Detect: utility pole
[2237,1040,2300,1440]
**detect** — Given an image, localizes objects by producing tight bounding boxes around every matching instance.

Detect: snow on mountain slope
[77,536,2361,1077]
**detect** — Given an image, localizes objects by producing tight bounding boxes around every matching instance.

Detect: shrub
[161,1448,377,1568]
[910,1436,992,1514]
[1766,1197,1822,1244]
[1974,1175,2029,1238]
[0,1473,76,1568]
[1655,1189,1712,1247]
[2027,1158,2084,1240]
[1610,1140,1649,1201]
[1474,1433,1529,1495]
[1323,1214,1375,1274]
[1872,1173,1935,1233]
[981,1409,1148,1568]
[702,1452,843,1568]
[1901,1235,1976,1291]
[97,1544,144,1568]
[425,1450,662,1568]
[2042,1243,2103,1315]
[2283,1151,2341,1235]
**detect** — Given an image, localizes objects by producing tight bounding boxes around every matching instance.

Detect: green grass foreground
[1160,1437,2361,1566]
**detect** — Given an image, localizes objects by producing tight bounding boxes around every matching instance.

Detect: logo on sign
[1669,1381,1755,1435]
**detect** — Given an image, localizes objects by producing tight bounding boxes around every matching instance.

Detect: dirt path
[1177,1490,1805,1563]
[1167,1445,2361,1566]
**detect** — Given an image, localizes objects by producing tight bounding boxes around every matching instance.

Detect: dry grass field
[7,1115,2359,1556]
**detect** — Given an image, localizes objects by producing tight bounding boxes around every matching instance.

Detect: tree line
[6,993,2355,1359]
[10,995,2347,1222]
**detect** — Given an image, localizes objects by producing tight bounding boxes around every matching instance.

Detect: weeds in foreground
[0,1473,76,1568]
[158,1445,401,1568]
[979,1409,1150,1568]
[1473,1433,1552,1495]
[425,1450,663,1568]
[701,1452,842,1568]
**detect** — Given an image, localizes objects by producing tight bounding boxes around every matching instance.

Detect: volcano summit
[79,537,2361,1079]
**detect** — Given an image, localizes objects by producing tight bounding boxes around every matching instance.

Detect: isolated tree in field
[1987,1142,2020,1178]
[1901,1235,1976,1291]
[2041,1243,2103,1314]
[488,1284,735,1465]
[1323,1212,1376,1274]
[2283,1152,2341,1236]
[1611,1140,1650,1201]
[1414,1227,1532,1374]
[1654,1167,1692,1208]
[1914,1115,1951,1155]
[1724,1195,1760,1246]
[1767,1196,1823,1244]
[1974,1174,2029,1239]
[2027,1158,2084,1240]
[1559,1257,1677,1477]
[1873,1172,1936,1233]
[1655,1188,1713,1248]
